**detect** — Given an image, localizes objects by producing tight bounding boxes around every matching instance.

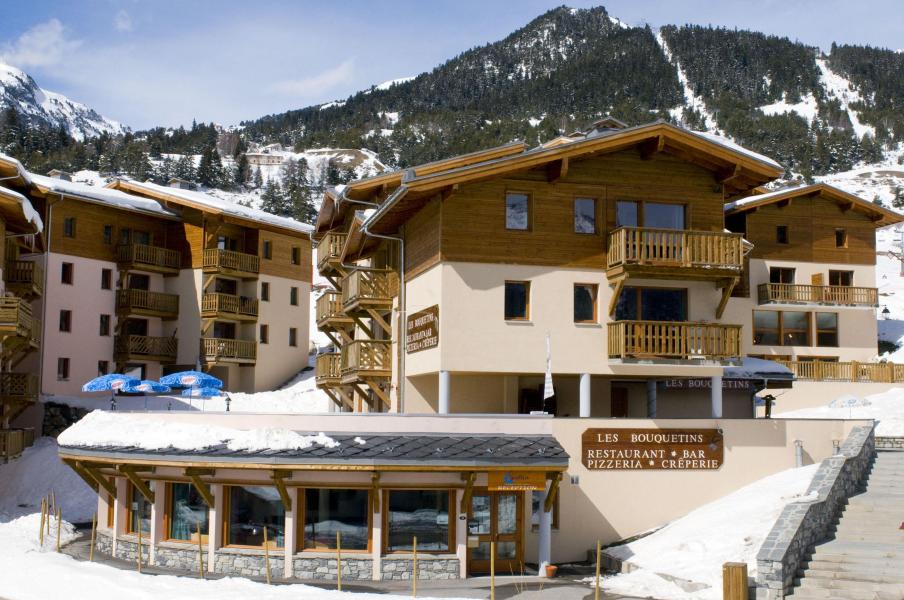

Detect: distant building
[246,152,284,167]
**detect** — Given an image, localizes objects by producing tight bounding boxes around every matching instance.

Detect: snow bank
[601,464,819,600]
[777,387,904,437]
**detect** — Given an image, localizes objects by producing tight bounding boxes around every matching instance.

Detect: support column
[455,489,467,578]
[207,484,223,574]
[646,380,657,418]
[711,375,723,418]
[150,480,165,565]
[438,370,450,414]
[537,481,552,572]
[284,487,298,579]
[579,373,591,418]
[372,491,382,580]
[112,477,127,556]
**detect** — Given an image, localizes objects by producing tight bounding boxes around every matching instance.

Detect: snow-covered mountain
[0,62,125,141]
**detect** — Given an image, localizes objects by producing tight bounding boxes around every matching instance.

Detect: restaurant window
[61,262,73,285]
[57,357,70,381]
[101,268,112,290]
[615,287,687,322]
[530,491,559,531]
[835,228,848,248]
[753,310,811,346]
[385,490,451,552]
[289,327,298,347]
[261,282,270,301]
[505,192,530,231]
[290,286,299,306]
[128,484,152,535]
[63,216,76,238]
[98,360,109,376]
[260,324,269,344]
[262,240,272,259]
[291,246,301,265]
[504,281,530,320]
[769,267,795,284]
[59,310,72,332]
[829,270,853,287]
[815,312,839,347]
[303,489,369,551]
[99,314,111,336]
[166,483,209,542]
[103,225,113,245]
[574,198,596,234]
[574,283,598,323]
[226,485,285,548]
[776,225,789,245]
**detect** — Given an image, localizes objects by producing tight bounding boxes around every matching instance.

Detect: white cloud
[113,10,133,32]
[0,19,82,69]
[269,59,355,96]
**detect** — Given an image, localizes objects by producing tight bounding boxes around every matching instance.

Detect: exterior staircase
[790,449,904,599]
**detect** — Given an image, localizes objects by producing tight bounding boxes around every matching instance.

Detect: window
[829,270,853,287]
[835,228,847,248]
[769,267,795,284]
[290,286,299,306]
[217,235,239,251]
[616,200,638,227]
[260,324,269,344]
[102,225,113,245]
[63,217,76,238]
[291,246,301,265]
[119,228,131,245]
[59,310,72,332]
[214,277,236,295]
[101,268,112,290]
[776,225,789,244]
[798,355,839,362]
[385,490,451,552]
[504,281,530,320]
[531,490,559,531]
[134,231,151,246]
[261,282,270,302]
[615,287,688,322]
[99,314,111,336]
[303,489,369,550]
[289,327,298,347]
[753,310,811,346]
[815,312,839,347]
[616,200,685,229]
[505,192,530,231]
[213,321,236,339]
[781,312,810,345]
[97,360,109,376]
[574,198,596,234]
[61,262,73,285]
[226,485,285,548]
[128,484,152,535]
[574,283,598,323]
[57,358,70,381]
[262,240,272,260]
[166,483,209,542]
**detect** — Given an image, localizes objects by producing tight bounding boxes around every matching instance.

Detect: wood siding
[403,197,441,278]
[259,229,312,282]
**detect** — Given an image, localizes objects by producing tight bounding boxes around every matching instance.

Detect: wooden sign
[406,305,439,353]
[582,428,723,470]
[488,471,546,491]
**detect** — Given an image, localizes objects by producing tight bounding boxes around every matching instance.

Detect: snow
[0,183,43,231]
[816,58,876,140]
[319,100,346,110]
[693,130,783,170]
[723,357,793,379]
[777,387,904,437]
[654,29,720,134]
[601,464,819,600]
[723,184,810,212]
[375,76,415,90]
[758,92,819,123]
[31,173,179,218]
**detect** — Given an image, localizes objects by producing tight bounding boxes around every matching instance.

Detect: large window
[385,490,451,552]
[574,283,598,323]
[573,198,596,234]
[615,287,687,322]
[829,270,853,287]
[303,489,369,551]
[815,312,839,347]
[753,311,811,346]
[167,483,209,542]
[504,281,530,320]
[769,267,795,284]
[615,200,685,229]
[505,192,530,231]
[226,485,285,548]
[128,484,152,535]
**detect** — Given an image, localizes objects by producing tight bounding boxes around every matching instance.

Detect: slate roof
[61,433,569,468]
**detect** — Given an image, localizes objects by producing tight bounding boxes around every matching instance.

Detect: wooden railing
[114,335,178,361]
[317,232,347,270]
[341,269,394,308]
[201,293,258,318]
[202,249,260,275]
[608,320,742,361]
[777,360,904,383]
[29,318,41,347]
[757,284,878,307]
[201,338,257,362]
[341,340,392,377]
[4,260,43,294]
[0,297,33,335]
[116,289,180,315]
[117,243,182,271]
[316,291,347,323]
[315,352,342,383]
[0,373,38,399]
[608,227,744,270]
[1,429,24,463]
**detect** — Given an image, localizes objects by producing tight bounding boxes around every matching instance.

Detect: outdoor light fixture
[225,394,231,412]
[882,306,891,319]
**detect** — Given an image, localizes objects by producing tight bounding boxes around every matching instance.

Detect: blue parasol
[181,387,223,398]
[120,380,172,394]
[81,374,139,393]
[160,370,223,389]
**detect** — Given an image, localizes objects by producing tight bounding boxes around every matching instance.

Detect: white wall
[255,276,310,391]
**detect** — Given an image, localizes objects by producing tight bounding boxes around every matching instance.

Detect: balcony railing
[201,293,259,320]
[4,260,43,296]
[202,249,260,278]
[0,373,38,400]
[317,232,347,272]
[340,340,391,380]
[757,283,878,307]
[116,289,180,318]
[29,318,41,348]
[0,297,33,337]
[201,338,257,363]
[608,320,742,361]
[315,352,342,387]
[1,428,34,463]
[316,291,353,329]
[776,360,904,383]
[607,227,744,274]
[341,269,394,313]
[117,244,181,273]
[114,335,178,363]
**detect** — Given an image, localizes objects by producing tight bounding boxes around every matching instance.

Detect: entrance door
[467,491,523,575]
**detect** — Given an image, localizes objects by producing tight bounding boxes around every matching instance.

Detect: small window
[63,217,76,238]
[59,309,72,332]
[816,312,838,347]
[504,281,530,320]
[262,240,272,260]
[167,483,209,542]
[829,270,853,287]
[61,262,73,285]
[505,192,530,231]
[289,327,298,347]
[291,246,301,265]
[57,357,70,381]
[101,268,112,290]
[134,230,151,246]
[290,286,298,306]
[97,360,109,376]
[119,228,132,245]
[261,282,270,302]
[260,324,269,344]
[574,198,596,234]
[776,225,789,244]
[574,283,598,323]
[103,225,113,245]
[769,267,795,284]
[835,228,847,248]
[99,314,111,336]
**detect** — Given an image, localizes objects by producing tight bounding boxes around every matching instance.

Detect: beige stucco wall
[255,276,310,391]
[166,269,202,367]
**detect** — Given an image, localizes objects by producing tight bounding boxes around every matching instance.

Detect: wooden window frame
[769,267,795,284]
[298,487,372,553]
[262,240,272,260]
[834,228,848,248]
[504,280,531,321]
[573,283,599,324]
[261,282,270,302]
[59,309,72,333]
[504,191,532,232]
[776,225,789,245]
[828,270,854,287]
[126,482,151,536]
[530,490,560,531]
[63,216,76,238]
[162,481,210,545]
[381,488,456,554]
[222,484,285,550]
[752,310,812,346]
[106,482,115,528]
[815,312,839,348]
[61,262,73,285]
[615,199,689,229]
[573,197,598,235]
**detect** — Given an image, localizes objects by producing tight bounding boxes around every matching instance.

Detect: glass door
[467,491,523,575]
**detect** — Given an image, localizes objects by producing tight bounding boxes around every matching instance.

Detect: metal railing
[608,227,744,270]
[4,260,43,295]
[201,293,258,318]
[114,335,178,361]
[317,232,347,271]
[757,283,878,307]
[340,340,392,378]
[608,320,742,361]
[117,244,182,271]
[116,289,180,316]
[201,338,257,362]
[202,249,260,275]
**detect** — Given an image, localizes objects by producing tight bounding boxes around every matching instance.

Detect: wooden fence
[0,428,35,463]
[340,340,392,379]
[341,270,394,310]
[115,335,178,362]
[201,338,257,362]
[4,260,43,295]
[201,293,258,318]
[317,232,347,270]
[117,289,180,316]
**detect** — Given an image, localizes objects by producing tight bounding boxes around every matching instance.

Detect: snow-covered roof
[31,174,179,219]
[724,357,793,380]
[693,130,783,170]
[723,184,810,212]
[0,152,33,185]
[0,185,43,232]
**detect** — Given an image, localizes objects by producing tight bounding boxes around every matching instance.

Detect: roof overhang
[0,186,42,234]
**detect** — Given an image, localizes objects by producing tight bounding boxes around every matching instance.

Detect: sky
[1,0,901,130]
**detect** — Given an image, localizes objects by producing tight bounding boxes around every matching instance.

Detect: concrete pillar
[579,373,591,417]
[207,484,224,573]
[112,477,128,555]
[150,480,165,565]
[794,440,804,468]
[537,481,552,572]
[711,375,723,418]
[455,489,467,578]
[438,370,451,414]
[372,492,382,580]
[646,380,657,418]
[284,487,298,579]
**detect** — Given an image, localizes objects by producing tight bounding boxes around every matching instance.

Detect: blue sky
[2,1,901,130]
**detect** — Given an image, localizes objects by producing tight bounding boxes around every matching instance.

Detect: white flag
[543,332,554,399]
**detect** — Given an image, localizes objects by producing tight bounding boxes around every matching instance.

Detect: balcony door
[467,491,523,575]
[128,274,150,291]
[615,287,688,322]
[616,200,686,230]
[213,321,236,340]
[122,318,149,336]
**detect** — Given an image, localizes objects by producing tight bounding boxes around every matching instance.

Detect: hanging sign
[406,305,439,353]
[488,471,546,491]
[582,428,723,470]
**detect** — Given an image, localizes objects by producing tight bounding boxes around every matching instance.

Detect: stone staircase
[789,449,904,600]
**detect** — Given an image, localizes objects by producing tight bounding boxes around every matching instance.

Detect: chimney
[587,116,629,135]
[168,177,192,190]
[47,169,72,181]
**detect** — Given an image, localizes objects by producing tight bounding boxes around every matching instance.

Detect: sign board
[487,471,546,491]
[582,428,723,471]
[406,305,439,353]
[661,378,755,391]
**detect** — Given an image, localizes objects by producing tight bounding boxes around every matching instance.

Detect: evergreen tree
[893,186,904,210]
[196,145,225,187]
[234,153,251,187]
[253,166,263,188]
[174,155,196,182]
[259,179,290,215]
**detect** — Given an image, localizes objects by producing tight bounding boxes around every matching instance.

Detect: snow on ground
[815,58,876,140]
[776,387,904,437]
[600,464,819,600]
[758,92,819,123]
[873,226,904,359]
[654,28,721,134]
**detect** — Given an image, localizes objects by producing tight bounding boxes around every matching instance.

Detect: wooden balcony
[0,373,38,402]
[777,360,904,383]
[607,320,742,362]
[117,244,181,275]
[317,232,347,274]
[201,338,257,364]
[202,249,260,279]
[340,340,391,384]
[117,289,180,319]
[316,291,353,331]
[607,227,744,281]
[1,428,35,464]
[114,335,178,363]
[201,293,258,321]
[315,352,342,388]
[341,269,395,315]
[28,318,40,349]
[0,297,32,338]
[4,260,43,298]
[757,283,878,307]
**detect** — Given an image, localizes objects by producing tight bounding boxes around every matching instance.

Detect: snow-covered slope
[0,62,125,141]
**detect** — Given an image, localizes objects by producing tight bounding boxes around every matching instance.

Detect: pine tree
[253,167,263,189]
[234,153,250,187]
[260,179,289,215]
[893,186,904,210]
[174,154,196,182]
[197,145,225,188]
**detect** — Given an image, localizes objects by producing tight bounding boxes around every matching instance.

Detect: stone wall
[214,549,284,578]
[382,557,460,580]
[876,436,904,450]
[42,402,90,437]
[755,425,875,600]
[294,556,372,580]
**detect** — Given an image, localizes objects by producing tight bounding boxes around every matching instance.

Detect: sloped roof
[31,174,180,219]
[0,185,43,233]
